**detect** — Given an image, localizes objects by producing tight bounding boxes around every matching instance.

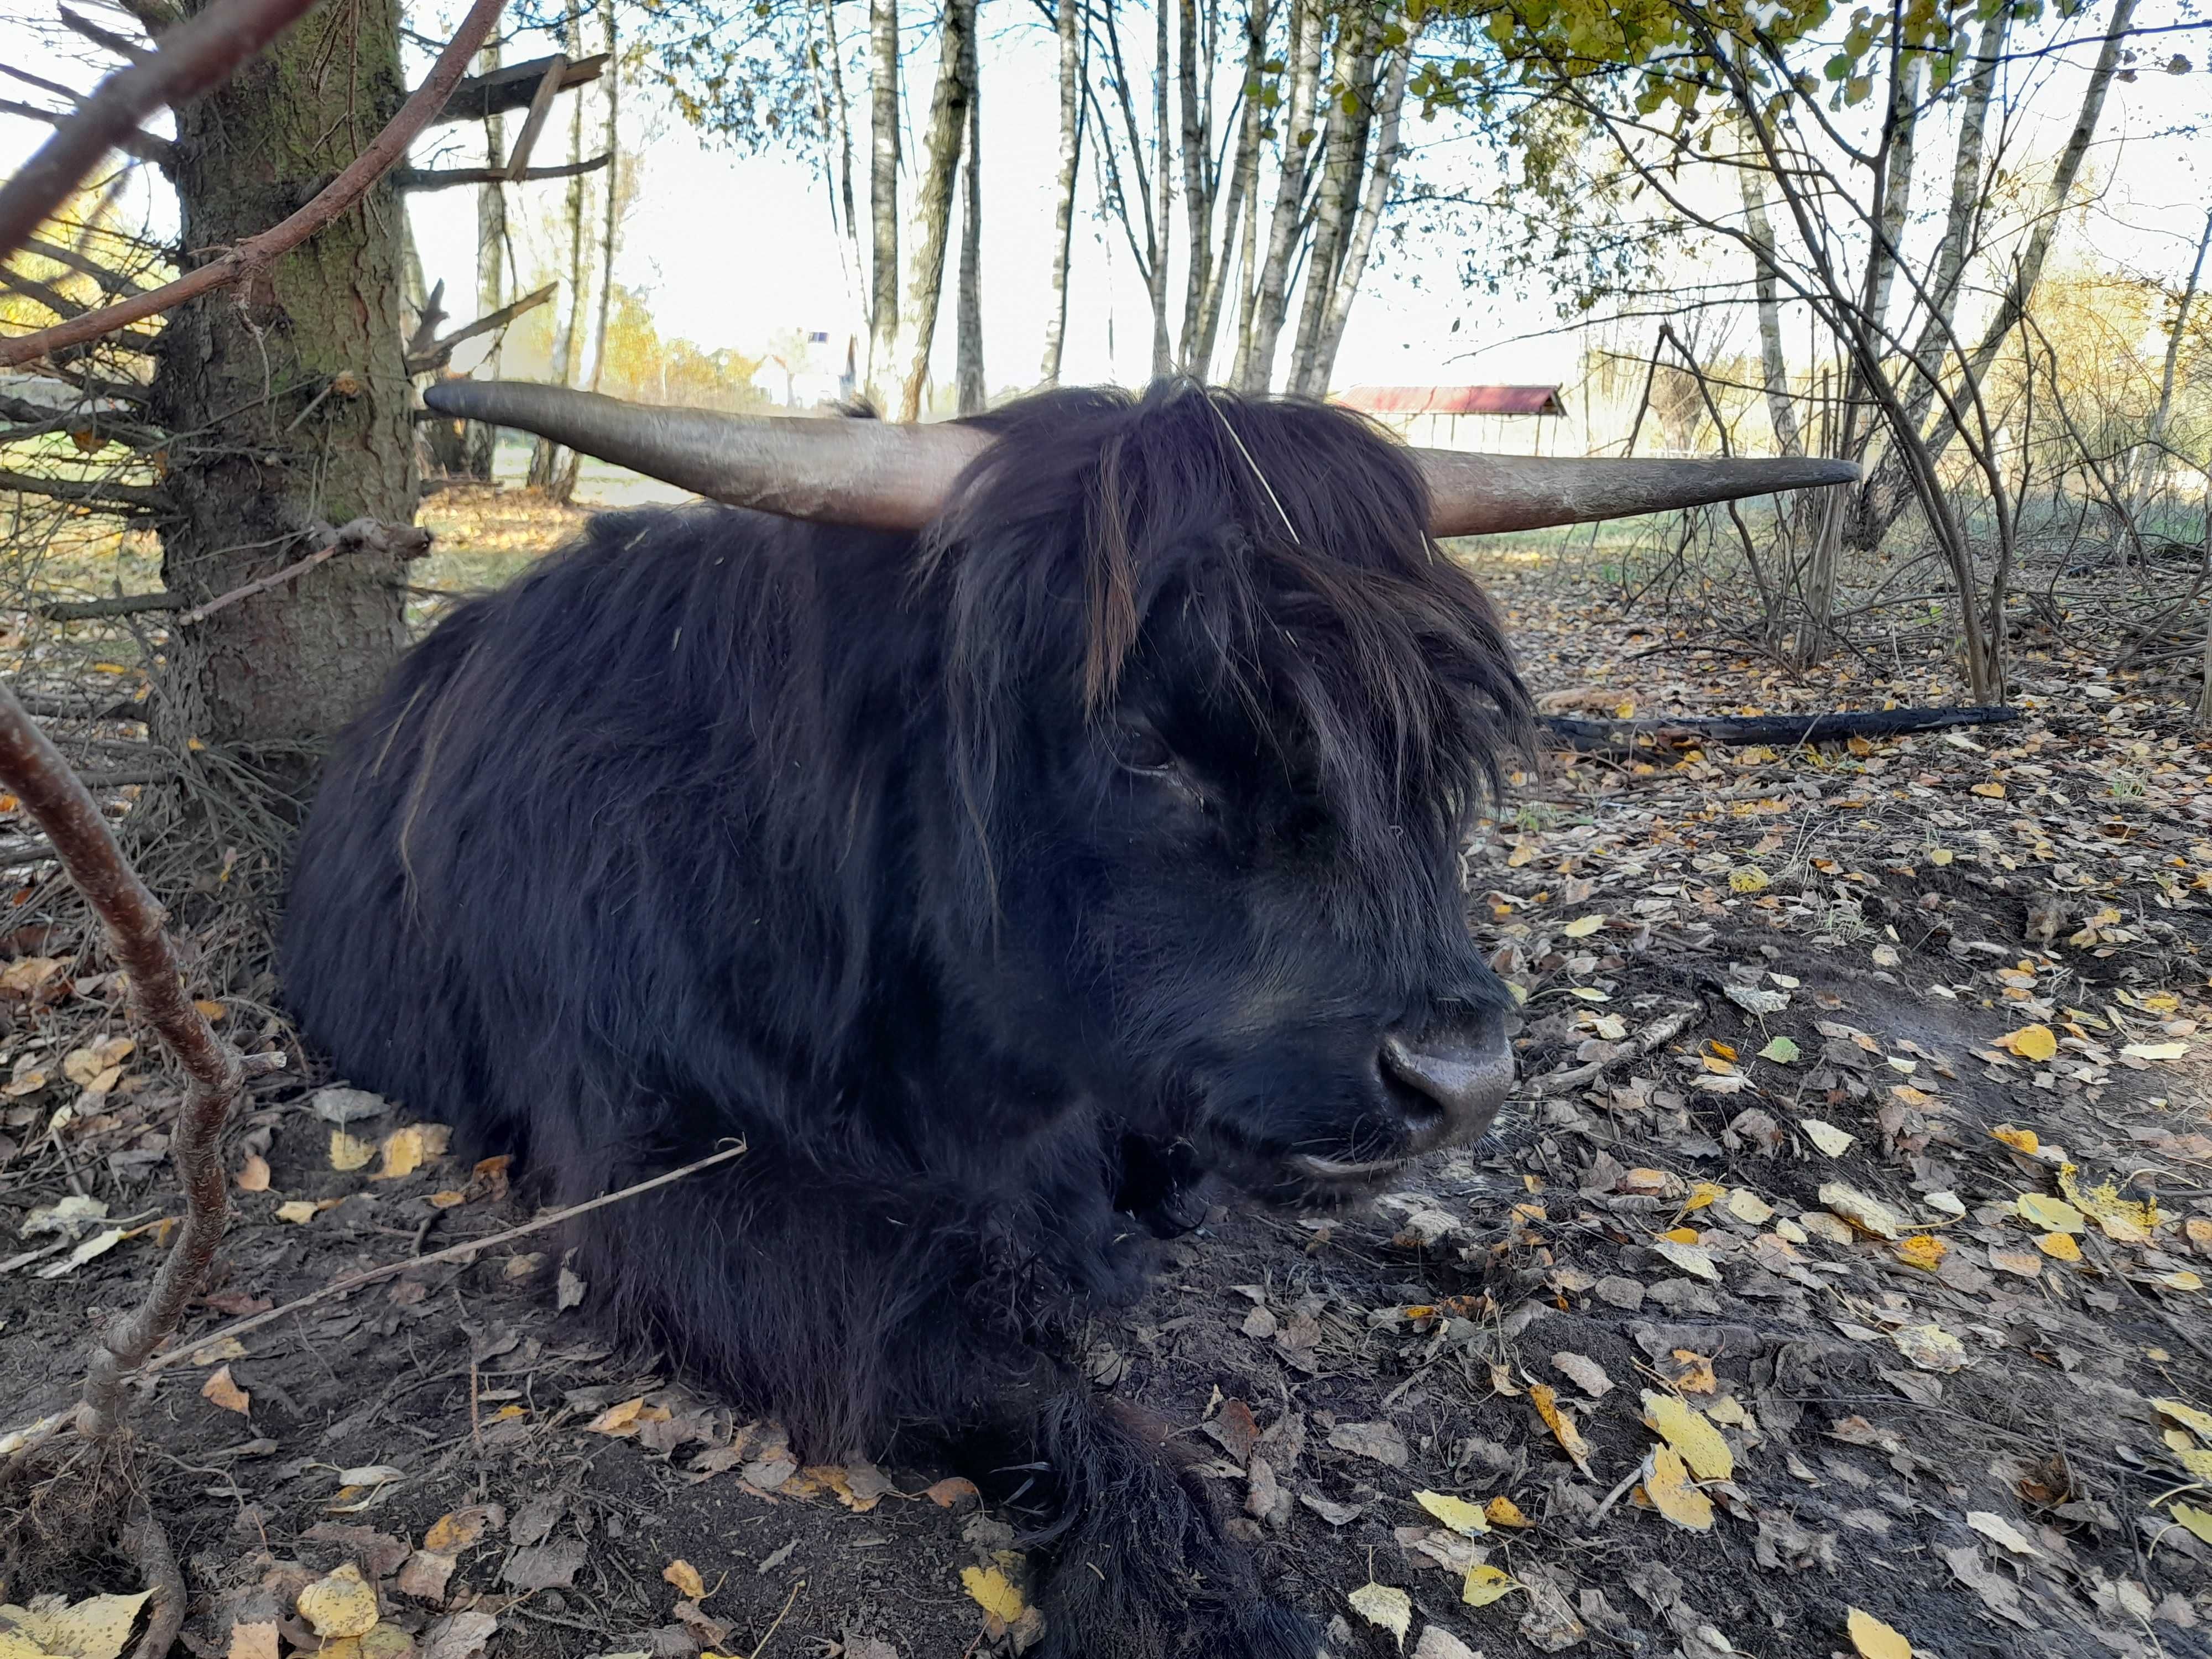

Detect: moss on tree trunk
[148,0,414,750]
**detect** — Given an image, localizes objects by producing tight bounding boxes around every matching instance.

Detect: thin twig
[0,0,319,258]
[0,0,508,368]
[130,1141,749,1379]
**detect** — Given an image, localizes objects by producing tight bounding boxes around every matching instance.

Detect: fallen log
[1541,705,2023,752]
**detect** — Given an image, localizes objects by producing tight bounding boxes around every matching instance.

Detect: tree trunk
[1242,0,1322,392]
[865,0,901,406]
[586,0,620,394]
[466,38,507,481]
[1193,0,1266,381]
[2122,206,2210,540]
[530,2,591,494]
[955,14,985,414]
[1039,0,1083,384]
[812,0,867,322]
[1865,50,1923,342]
[897,0,975,420]
[1738,119,1801,456]
[1287,4,1369,396]
[148,0,413,750]
[1146,0,1173,377]
[1848,0,2137,548]
[1309,12,1417,394]
[1173,0,1214,372]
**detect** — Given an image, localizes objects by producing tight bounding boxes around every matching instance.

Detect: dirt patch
[3,546,2210,1659]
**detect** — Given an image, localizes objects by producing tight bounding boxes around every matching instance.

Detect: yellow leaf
[201,1364,251,1416]
[370,1123,450,1181]
[1970,781,2007,799]
[960,1565,1025,1625]
[1684,1181,1725,1212]
[1506,840,1535,867]
[1414,1490,1490,1536]
[1485,1495,1530,1527]
[2018,1193,2085,1233]
[1725,1187,1775,1224]
[1641,1446,1713,1531]
[1561,914,1603,938]
[1462,1564,1520,1607]
[2167,1270,2205,1292]
[0,1590,152,1659]
[275,1200,319,1224]
[236,1154,271,1193]
[1660,1227,1701,1245]
[2163,1431,2212,1476]
[330,1129,376,1172]
[1530,1383,1593,1475]
[422,1507,494,1553]
[2037,1232,2081,1261]
[1642,1392,1734,1479]
[1846,1606,1914,1659]
[587,1397,649,1436]
[2172,1503,2212,1546]
[2122,1040,2189,1062]
[662,1559,705,1599]
[296,1566,380,1639]
[1928,847,1953,865]
[1995,1025,2057,1062]
[195,998,227,1020]
[1347,1582,1411,1648]
[1895,1235,1947,1271]
[1802,1119,1856,1157]
[2154,1399,2212,1439]
[1990,1125,2039,1155]
[1728,866,1770,894]
[1707,1040,1738,1061]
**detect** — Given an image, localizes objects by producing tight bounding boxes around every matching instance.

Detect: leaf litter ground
[2,521,2210,1659]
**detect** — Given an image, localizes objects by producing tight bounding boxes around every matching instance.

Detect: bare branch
[0,684,285,1440]
[59,6,154,63]
[0,95,175,169]
[432,50,604,126]
[395,154,608,191]
[0,0,324,259]
[1,266,164,353]
[405,280,555,374]
[18,232,161,295]
[180,516,431,626]
[0,466,166,512]
[38,591,180,620]
[0,0,509,369]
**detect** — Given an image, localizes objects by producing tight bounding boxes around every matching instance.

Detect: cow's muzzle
[1287,1011,1515,1183]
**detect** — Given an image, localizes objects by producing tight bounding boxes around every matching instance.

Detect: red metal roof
[1335,384,1566,416]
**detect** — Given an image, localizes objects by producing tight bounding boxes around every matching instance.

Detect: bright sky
[3,2,2207,403]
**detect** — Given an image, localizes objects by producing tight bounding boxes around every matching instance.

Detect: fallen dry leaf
[1529,1384,1593,1475]
[1462,1564,1520,1607]
[1642,1446,1714,1532]
[1801,1119,1856,1157]
[1990,1125,2039,1155]
[662,1559,705,1599]
[2018,1193,2085,1233]
[1846,1606,1913,1659]
[1895,1235,1947,1271]
[1890,1324,1967,1373]
[2153,1399,2212,1439]
[296,1565,380,1639]
[1642,1392,1734,1479]
[236,1154,270,1192]
[1819,1182,1902,1239]
[1414,1490,1489,1536]
[1347,1582,1412,1648]
[274,1199,320,1225]
[960,1564,1025,1625]
[2170,1503,2212,1546]
[330,1129,376,1171]
[1485,1495,1530,1528]
[1995,1024,2057,1063]
[0,1589,151,1659]
[201,1365,251,1416]
[226,1618,280,1659]
[421,1505,498,1553]
[370,1123,450,1181]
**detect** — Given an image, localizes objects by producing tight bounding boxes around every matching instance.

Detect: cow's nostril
[1378,1021,1513,1145]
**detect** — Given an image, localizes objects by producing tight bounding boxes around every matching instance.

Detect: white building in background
[759,331,858,409]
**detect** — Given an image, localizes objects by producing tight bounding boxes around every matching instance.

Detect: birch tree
[897,0,977,419]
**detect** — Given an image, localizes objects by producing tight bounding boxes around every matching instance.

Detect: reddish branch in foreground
[0,685,285,1438]
[0,0,508,368]
[0,0,321,259]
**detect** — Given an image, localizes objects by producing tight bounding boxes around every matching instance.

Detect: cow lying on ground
[283,380,1847,1656]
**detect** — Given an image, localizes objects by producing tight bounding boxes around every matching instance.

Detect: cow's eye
[1113,724,1176,773]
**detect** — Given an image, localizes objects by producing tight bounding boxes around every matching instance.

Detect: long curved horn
[1414,450,1858,537]
[421,380,988,531]
[426,380,1856,536]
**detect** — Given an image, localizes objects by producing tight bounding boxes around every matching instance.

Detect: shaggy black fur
[281,382,1532,1657]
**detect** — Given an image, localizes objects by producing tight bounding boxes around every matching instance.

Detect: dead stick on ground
[0,681,286,1440]
[0,0,508,367]
[0,0,321,259]
[133,1140,749,1377]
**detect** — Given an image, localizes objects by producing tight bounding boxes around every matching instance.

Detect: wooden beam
[395,154,609,191]
[501,54,570,182]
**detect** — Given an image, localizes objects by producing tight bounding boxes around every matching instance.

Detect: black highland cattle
[286,378,1853,1655]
